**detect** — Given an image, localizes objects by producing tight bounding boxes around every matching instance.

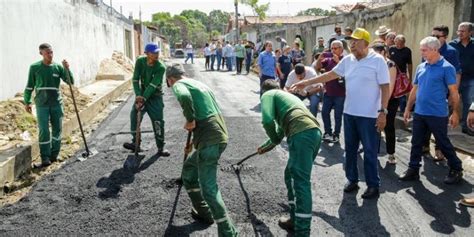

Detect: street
[0,58,473,236]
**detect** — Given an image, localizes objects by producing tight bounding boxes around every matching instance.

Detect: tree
[209,10,231,34]
[241,0,269,20]
[180,10,209,31]
[296,8,336,17]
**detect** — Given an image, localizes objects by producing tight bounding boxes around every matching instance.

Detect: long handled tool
[65,70,97,161]
[175,131,193,185]
[123,108,145,170]
[221,152,258,172]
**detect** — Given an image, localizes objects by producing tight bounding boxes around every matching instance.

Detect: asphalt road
[0,58,473,236]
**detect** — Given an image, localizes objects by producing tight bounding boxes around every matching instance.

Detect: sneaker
[322,132,332,142]
[444,169,463,184]
[387,154,397,164]
[399,168,420,181]
[123,142,142,152]
[278,216,294,231]
[332,134,340,143]
[433,149,446,162]
[156,149,170,157]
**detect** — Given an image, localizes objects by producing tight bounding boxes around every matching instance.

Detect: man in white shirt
[284,63,323,117]
[185,42,194,64]
[290,28,390,199]
[210,41,217,71]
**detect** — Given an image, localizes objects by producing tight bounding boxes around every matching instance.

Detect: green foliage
[296,8,336,17]
[241,0,269,20]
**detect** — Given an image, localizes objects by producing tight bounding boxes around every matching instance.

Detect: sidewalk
[0,78,131,196]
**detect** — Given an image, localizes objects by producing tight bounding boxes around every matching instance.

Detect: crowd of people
[23,20,474,237]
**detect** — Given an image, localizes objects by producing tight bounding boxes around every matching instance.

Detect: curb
[0,78,131,196]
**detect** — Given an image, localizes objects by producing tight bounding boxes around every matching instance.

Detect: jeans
[321,95,345,136]
[185,53,193,64]
[226,57,233,71]
[384,97,400,155]
[399,95,407,113]
[245,54,252,73]
[409,113,462,171]
[216,54,222,70]
[344,113,380,188]
[460,80,474,130]
[210,55,216,70]
[205,56,210,70]
[294,92,322,118]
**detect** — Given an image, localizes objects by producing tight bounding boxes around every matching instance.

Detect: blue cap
[145,43,160,53]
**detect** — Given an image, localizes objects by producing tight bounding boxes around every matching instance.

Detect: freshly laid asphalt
[0,59,472,236]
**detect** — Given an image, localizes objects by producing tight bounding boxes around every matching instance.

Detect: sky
[110,0,361,21]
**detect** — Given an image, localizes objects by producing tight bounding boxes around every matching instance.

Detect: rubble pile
[0,100,37,146]
[60,85,91,120]
[96,51,134,79]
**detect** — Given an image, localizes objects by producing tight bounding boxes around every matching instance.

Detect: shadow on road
[250,103,261,113]
[95,153,161,199]
[316,142,345,167]
[314,192,389,235]
[235,170,274,236]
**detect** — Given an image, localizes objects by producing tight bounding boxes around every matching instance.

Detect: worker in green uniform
[123,43,170,157]
[24,43,74,168]
[165,64,238,237]
[257,79,322,237]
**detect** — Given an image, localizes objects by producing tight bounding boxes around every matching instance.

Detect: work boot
[191,208,214,225]
[33,160,51,169]
[399,168,420,181]
[123,142,141,152]
[278,216,294,231]
[156,148,170,157]
[444,169,463,184]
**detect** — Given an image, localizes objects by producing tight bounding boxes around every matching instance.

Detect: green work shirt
[132,56,166,99]
[24,61,74,106]
[260,90,319,148]
[172,78,228,149]
[234,44,245,58]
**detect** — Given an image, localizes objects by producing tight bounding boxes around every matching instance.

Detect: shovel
[175,131,193,185]
[64,69,98,161]
[221,152,258,172]
[123,107,145,170]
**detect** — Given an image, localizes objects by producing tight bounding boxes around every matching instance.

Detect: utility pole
[234,0,239,43]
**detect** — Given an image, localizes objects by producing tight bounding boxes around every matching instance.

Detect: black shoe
[444,169,463,184]
[462,128,474,136]
[278,216,294,231]
[50,156,58,163]
[191,208,214,225]
[343,181,359,193]
[399,168,420,181]
[157,149,170,157]
[332,134,340,143]
[361,187,379,199]
[123,142,141,152]
[33,160,51,169]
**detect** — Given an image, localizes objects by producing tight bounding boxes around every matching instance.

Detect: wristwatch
[378,108,388,114]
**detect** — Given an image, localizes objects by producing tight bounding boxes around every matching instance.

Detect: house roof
[244,15,326,25]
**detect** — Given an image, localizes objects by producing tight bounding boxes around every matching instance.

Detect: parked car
[174,49,185,58]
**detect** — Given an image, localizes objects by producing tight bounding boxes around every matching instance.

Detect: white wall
[0,0,134,100]
[315,24,337,43]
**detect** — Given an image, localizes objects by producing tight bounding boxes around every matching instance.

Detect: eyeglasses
[431,34,445,39]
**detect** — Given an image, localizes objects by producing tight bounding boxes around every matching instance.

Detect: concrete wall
[0,0,134,100]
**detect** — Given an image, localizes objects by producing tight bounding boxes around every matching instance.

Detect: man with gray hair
[291,28,390,199]
[165,64,238,236]
[449,22,474,136]
[400,37,463,184]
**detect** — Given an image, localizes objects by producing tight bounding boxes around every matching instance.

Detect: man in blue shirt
[422,25,462,161]
[257,41,276,96]
[401,36,463,184]
[449,22,474,136]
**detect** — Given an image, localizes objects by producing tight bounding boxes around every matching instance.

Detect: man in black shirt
[389,34,413,114]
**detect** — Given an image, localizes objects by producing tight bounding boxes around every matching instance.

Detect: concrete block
[0,145,32,188]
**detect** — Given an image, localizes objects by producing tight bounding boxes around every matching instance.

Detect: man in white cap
[374,25,391,44]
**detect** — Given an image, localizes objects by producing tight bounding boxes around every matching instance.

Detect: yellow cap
[346,28,371,43]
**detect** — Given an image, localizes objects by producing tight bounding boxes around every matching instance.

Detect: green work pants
[36,104,63,163]
[181,143,238,237]
[130,96,165,149]
[285,128,322,237]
